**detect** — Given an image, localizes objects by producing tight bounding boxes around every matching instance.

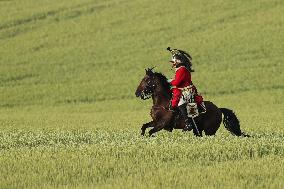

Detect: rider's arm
[170,68,186,87]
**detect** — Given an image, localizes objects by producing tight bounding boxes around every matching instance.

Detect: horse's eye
[144,78,150,83]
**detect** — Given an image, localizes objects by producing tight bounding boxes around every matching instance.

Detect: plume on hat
[166,47,194,72]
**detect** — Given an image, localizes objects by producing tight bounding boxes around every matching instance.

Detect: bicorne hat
[166,47,194,72]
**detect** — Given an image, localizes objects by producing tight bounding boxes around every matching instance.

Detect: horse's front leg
[149,120,169,137]
[141,121,155,136]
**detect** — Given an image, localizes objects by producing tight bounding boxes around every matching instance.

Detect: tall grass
[0,0,283,188]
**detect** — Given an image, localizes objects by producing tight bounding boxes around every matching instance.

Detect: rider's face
[169,58,180,68]
[171,61,177,68]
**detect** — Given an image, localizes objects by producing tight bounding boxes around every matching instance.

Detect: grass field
[0,0,284,188]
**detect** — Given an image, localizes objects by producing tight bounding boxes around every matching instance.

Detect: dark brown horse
[135,68,249,137]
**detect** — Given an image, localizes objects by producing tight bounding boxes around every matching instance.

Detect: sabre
[191,117,201,136]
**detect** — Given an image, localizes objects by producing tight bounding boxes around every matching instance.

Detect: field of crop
[0,0,284,188]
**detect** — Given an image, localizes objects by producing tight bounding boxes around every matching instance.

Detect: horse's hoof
[141,130,146,136]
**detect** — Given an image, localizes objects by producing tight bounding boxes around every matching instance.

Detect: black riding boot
[178,104,193,132]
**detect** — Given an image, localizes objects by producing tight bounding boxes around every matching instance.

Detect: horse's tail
[219,108,250,137]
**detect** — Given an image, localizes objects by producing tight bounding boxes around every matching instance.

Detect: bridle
[140,76,156,100]
[141,76,172,111]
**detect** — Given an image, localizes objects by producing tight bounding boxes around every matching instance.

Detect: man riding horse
[135,48,248,137]
[167,47,206,132]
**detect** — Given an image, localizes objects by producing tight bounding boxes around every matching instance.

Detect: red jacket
[170,66,192,88]
[170,66,191,107]
[170,66,203,107]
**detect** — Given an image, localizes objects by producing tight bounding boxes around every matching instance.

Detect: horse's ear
[150,66,156,71]
[145,67,154,76]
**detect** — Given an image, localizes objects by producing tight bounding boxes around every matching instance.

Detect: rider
[167,47,205,131]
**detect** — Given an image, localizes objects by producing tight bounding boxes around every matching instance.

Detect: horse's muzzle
[135,90,141,98]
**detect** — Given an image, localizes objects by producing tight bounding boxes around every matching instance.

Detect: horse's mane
[153,72,172,97]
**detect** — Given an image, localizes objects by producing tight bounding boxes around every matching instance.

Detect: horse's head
[135,67,156,100]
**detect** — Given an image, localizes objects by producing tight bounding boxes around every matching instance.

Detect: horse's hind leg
[204,128,217,136]
[203,122,220,136]
[141,121,155,136]
[203,120,220,136]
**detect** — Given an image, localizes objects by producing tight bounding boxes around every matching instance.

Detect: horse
[135,68,249,137]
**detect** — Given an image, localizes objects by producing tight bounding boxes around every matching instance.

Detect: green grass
[0,0,283,188]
